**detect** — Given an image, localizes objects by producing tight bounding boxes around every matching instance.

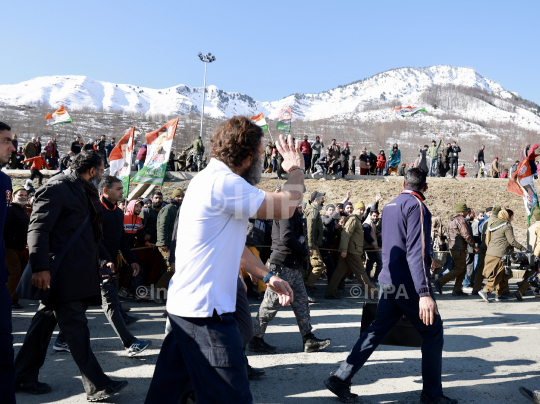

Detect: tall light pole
[198,52,216,139]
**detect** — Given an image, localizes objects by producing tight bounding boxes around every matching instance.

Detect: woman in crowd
[387,143,401,175]
[376,150,386,176]
[478,209,526,302]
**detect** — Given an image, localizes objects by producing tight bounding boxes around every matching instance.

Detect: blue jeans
[302,154,311,171]
[336,283,443,400]
[463,253,479,288]
[429,157,438,177]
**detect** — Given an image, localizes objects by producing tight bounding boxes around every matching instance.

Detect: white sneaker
[478,290,490,303]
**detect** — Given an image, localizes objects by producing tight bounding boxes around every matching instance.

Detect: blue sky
[2,1,538,103]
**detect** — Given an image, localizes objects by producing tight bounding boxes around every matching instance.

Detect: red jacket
[458,166,467,177]
[299,140,311,155]
[23,156,50,170]
[376,155,386,169]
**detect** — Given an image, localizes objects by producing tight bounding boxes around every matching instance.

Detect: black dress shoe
[519,386,540,404]
[87,380,128,402]
[420,393,459,403]
[451,290,469,297]
[324,375,360,403]
[12,302,23,310]
[15,381,51,395]
[247,337,277,354]
[247,364,266,380]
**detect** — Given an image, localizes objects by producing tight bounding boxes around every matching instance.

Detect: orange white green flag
[131,118,179,186]
[109,127,135,192]
[249,113,268,131]
[45,105,73,125]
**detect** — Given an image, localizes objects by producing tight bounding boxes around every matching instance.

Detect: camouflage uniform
[253,264,312,338]
[184,137,205,172]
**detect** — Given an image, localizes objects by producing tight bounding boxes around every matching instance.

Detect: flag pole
[266,127,275,144]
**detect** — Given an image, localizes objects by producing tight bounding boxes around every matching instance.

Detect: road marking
[444,325,537,330]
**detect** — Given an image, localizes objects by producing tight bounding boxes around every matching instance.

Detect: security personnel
[326,201,378,299]
[304,191,326,302]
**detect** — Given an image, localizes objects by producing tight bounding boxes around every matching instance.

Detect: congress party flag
[249,113,268,131]
[109,127,135,193]
[132,118,179,186]
[45,105,73,125]
[276,108,292,132]
[507,159,539,225]
[392,106,427,118]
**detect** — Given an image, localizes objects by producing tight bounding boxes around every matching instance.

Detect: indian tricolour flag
[250,113,268,131]
[109,127,135,193]
[45,105,73,125]
[392,106,427,118]
[507,159,539,225]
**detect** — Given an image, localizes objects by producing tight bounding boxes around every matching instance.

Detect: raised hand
[275,134,303,173]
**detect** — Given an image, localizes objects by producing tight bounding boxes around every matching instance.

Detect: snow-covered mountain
[1,65,539,131]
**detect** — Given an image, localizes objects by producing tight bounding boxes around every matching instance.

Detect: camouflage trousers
[193,153,203,171]
[253,264,312,338]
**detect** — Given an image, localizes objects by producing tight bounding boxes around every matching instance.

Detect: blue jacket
[378,187,432,296]
[0,172,12,284]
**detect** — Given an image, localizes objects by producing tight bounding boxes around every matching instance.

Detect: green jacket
[304,203,323,248]
[427,139,442,159]
[140,205,160,243]
[156,202,180,247]
[186,138,205,154]
[486,220,525,258]
[339,214,364,255]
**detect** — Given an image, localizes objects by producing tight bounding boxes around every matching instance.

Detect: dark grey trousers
[234,276,253,348]
[58,282,135,348]
[14,299,111,395]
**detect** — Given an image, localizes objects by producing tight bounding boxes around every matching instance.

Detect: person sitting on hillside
[312,154,329,180]
[509,160,519,177]
[500,169,509,179]
[458,164,467,178]
[397,163,406,176]
[490,157,500,178]
[23,152,50,186]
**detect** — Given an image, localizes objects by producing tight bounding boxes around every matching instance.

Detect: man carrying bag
[14,151,128,401]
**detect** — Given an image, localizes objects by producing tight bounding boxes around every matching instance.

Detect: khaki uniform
[326,214,376,297]
[304,203,326,287]
[482,220,525,296]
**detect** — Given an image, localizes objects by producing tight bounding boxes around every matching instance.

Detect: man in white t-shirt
[145,116,305,404]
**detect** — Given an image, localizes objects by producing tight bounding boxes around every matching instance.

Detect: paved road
[13,278,540,404]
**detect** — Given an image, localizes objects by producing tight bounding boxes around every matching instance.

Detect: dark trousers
[450,158,458,177]
[145,312,252,404]
[0,285,15,404]
[321,249,336,284]
[337,283,443,401]
[14,300,111,395]
[234,276,253,349]
[30,169,43,185]
[58,282,135,348]
[365,250,383,282]
[302,154,311,171]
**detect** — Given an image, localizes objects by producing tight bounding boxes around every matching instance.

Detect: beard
[90,173,101,190]
[153,201,162,209]
[241,152,262,186]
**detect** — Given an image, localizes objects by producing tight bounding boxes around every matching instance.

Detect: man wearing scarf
[14,151,128,401]
[325,167,456,404]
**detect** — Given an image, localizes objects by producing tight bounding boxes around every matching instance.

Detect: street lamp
[198,52,216,139]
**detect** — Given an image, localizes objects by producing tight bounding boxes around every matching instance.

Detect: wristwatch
[262,271,274,284]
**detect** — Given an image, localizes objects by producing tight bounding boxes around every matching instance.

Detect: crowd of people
[262,135,540,180]
[0,117,539,404]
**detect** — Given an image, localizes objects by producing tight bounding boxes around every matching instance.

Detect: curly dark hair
[71,150,103,174]
[210,116,263,168]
